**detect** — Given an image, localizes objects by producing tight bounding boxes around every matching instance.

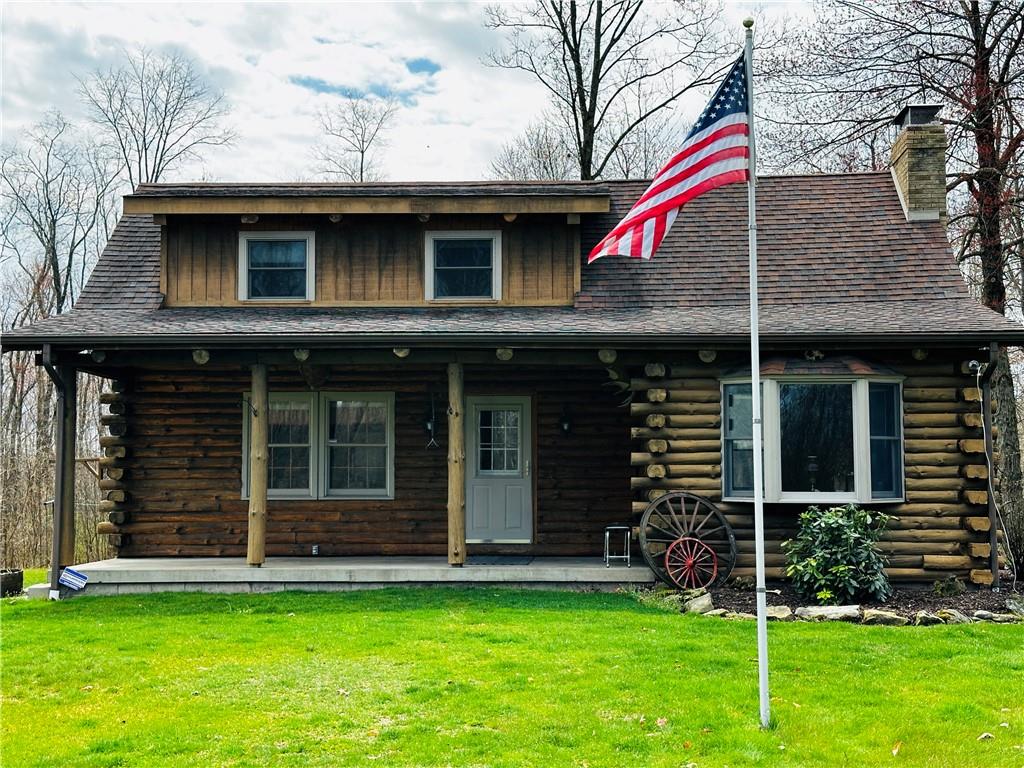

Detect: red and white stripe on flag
[588,55,750,264]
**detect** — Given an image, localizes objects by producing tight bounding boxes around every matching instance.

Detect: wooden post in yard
[58,365,77,566]
[447,362,466,565]
[247,363,268,566]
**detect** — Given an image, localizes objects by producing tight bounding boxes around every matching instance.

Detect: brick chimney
[889,104,947,222]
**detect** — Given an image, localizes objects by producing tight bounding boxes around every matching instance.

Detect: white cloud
[2,1,794,182]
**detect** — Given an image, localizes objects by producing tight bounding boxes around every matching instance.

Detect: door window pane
[326,398,390,493]
[433,239,494,298]
[246,239,308,298]
[869,382,903,499]
[779,383,854,493]
[478,407,520,474]
[267,399,311,492]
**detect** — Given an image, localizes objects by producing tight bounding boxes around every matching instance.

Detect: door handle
[525,459,531,477]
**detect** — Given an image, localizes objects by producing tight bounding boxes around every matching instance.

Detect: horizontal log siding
[164,214,577,307]
[111,364,630,557]
[629,349,994,583]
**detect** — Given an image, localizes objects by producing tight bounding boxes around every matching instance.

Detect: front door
[465,396,533,544]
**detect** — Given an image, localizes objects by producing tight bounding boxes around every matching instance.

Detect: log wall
[627,349,997,584]
[163,214,579,307]
[98,364,631,557]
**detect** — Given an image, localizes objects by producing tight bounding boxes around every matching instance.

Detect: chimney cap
[893,104,943,127]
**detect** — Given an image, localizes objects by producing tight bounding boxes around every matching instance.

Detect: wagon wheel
[639,491,736,589]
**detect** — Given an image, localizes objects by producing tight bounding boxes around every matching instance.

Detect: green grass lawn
[2,589,1021,767]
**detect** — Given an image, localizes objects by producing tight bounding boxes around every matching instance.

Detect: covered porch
[28,556,655,598]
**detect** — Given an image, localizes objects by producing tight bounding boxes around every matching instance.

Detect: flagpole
[743,16,771,729]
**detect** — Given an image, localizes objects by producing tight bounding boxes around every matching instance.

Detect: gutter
[5,330,1024,352]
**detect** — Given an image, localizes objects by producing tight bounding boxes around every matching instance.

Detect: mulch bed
[709,580,1017,616]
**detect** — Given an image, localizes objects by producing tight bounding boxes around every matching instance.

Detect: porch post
[247,363,268,566]
[447,362,466,565]
[58,365,77,566]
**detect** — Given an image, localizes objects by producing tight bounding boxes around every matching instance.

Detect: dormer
[123,182,610,309]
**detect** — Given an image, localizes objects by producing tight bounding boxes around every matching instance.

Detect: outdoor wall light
[560,404,572,435]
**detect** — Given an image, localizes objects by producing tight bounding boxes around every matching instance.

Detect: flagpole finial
[743,17,754,29]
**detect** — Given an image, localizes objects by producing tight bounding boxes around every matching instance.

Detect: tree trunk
[993,349,1024,573]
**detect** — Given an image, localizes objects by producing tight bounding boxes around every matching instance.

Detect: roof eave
[122,194,611,216]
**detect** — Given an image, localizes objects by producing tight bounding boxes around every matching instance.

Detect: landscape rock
[795,605,861,622]
[723,611,757,620]
[936,608,974,624]
[683,593,715,614]
[990,613,1022,624]
[913,611,944,626]
[1005,594,1024,617]
[704,608,729,617]
[973,610,996,621]
[766,605,793,621]
[862,609,909,626]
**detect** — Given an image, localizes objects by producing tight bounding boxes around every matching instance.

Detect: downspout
[977,343,999,589]
[41,344,66,600]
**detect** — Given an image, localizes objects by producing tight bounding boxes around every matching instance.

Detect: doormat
[467,556,534,566]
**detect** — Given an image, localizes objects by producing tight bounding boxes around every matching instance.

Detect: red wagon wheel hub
[664,537,718,590]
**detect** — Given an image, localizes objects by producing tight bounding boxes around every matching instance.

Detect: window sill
[425,297,501,304]
[239,298,314,304]
[722,496,907,506]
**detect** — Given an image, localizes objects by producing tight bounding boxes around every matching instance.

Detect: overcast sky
[3,1,794,183]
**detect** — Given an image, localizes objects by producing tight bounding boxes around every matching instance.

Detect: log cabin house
[4,108,1023,597]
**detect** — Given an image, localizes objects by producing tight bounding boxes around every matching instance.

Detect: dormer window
[425,231,502,301]
[238,231,315,301]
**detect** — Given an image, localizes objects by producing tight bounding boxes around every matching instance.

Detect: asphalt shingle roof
[5,173,1022,349]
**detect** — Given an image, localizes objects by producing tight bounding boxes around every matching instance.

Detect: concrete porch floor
[28,556,655,598]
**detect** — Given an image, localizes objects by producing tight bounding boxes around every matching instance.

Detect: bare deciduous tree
[490,115,578,180]
[314,97,397,182]
[760,0,1024,575]
[1,112,118,315]
[78,47,234,187]
[485,0,730,180]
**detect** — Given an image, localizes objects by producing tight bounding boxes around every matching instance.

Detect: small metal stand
[604,524,631,567]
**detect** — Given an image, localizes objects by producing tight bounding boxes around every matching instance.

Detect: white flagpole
[743,17,771,729]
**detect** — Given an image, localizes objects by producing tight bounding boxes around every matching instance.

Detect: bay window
[722,378,903,503]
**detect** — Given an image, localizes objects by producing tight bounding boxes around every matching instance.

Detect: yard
[1,588,1021,767]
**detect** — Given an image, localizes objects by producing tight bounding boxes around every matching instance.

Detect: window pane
[870,439,901,498]
[478,407,519,473]
[269,446,309,490]
[869,383,899,438]
[870,383,902,498]
[269,401,309,444]
[779,383,854,493]
[434,268,493,298]
[248,240,307,268]
[328,401,387,444]
[727,439,754,495]
[329,445,387,490]
[249,268,307,298]
[724,384,752,438]
[434,239,492,268]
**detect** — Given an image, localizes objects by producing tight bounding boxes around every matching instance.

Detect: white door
[465,396,533,544]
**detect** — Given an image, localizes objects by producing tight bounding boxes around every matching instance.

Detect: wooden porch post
[247,363,268,566]
[58,365,77,566]
[447,362,466,565]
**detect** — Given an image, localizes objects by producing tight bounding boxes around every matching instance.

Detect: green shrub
[783,504,892,605]
[933,575,966,598]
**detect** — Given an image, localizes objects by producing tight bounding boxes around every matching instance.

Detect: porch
[27,556,655,598]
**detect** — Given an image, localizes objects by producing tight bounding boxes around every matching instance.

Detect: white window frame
[238,231,316,302]
[241,391,395,501]
[242,391,318,500]
[424,230,502,302]
[720,376,905,505]
[319,392,395,500]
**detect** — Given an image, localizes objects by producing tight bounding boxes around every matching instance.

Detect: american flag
[588,54,750,263]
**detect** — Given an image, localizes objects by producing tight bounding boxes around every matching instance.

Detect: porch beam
[447,362,466,566]
[58,365,77,566]
[247,363,268,566]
